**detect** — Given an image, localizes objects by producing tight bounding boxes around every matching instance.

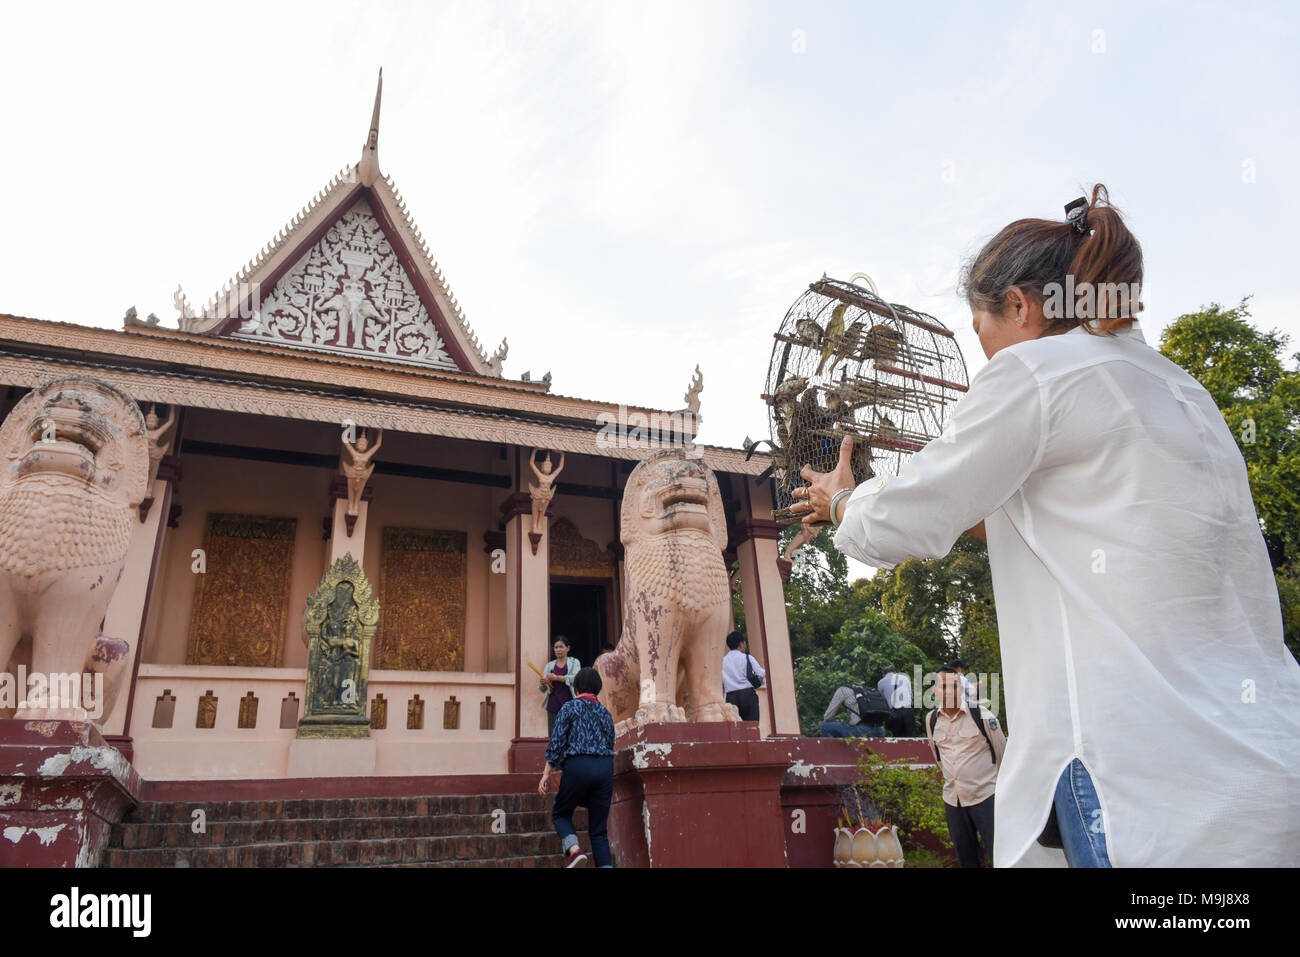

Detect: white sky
[2,0,1296,579]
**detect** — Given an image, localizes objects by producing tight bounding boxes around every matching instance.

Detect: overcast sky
[1,0,1296,577]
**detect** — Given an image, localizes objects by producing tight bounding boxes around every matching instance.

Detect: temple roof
[0,313,768,475]
[175,70,508,378]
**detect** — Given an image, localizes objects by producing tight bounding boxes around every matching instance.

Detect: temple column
[503,487,551,772]
[735,482,801,738]
[484,531,509,672]
[101,455,180,762]
[326,474,372,569]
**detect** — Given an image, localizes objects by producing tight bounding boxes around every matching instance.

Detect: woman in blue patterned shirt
[539,667,616,867]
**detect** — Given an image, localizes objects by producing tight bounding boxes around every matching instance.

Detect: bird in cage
[816,304,848,375]
[795,316,824,348]
[862,324,905,363]
[762,275,969,526]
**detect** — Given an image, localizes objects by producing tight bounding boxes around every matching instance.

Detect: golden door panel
[548,516,613,579]
[186,514,298,667]
[375,527,467,671]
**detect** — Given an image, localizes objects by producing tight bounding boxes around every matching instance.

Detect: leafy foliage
[792,609,931,735]
[860,534,1007,723]
[849,744,951,851]
[782,525,876,662]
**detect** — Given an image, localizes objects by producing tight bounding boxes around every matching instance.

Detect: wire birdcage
[760,275,969,523]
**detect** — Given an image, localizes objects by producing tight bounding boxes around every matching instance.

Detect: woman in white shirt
[791,186,1300,867]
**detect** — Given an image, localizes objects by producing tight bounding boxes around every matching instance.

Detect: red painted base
[606,727,941,868]
[607,722,796,867]
[0,719,141,868]
[508,737,549,774]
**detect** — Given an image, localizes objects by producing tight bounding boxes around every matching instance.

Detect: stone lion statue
[0,377,149,722]
[595,449,741,732]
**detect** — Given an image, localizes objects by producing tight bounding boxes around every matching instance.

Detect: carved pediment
[231,198,457,371]
[549,517,613,579]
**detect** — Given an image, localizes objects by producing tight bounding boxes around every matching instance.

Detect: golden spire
[358,68,383,187]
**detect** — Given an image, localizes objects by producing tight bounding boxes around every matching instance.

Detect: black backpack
[927,705,997,765]
[849,685,892,723]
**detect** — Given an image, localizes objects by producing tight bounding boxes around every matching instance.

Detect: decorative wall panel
[549,516,613,579]
[186,514,298,667]
[376,527,467,671]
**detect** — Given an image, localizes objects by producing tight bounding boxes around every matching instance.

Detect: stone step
[103,830,590,868]
[111,808,584,849]
[121,793,551,825]
[102,791,600,867]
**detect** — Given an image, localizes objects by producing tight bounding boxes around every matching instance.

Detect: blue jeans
[820,721,886,738]
[1054,758,1112,868]
[552,754,614,867]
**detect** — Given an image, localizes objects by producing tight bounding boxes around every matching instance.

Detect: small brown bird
[795,317,823,348]
[827,319,865,376]
[816,304,847,375]
[864,324,905,363]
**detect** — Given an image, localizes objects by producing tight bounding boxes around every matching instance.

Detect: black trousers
[552,754,614,867]
[944,795,995,868]
[888,707,915,737]
[726,688,760,722]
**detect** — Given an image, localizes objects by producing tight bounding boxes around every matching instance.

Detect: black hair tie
[1064,197,1090,235]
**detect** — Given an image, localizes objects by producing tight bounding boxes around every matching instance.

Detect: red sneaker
[565,848,589,868]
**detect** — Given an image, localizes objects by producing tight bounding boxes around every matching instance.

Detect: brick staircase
[102,793,593,868]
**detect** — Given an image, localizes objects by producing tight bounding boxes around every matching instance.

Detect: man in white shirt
[876,665,915,736]
[721,631,765,722]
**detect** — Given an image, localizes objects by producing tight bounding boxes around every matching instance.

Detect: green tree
[1159,299,1300,659]
[860,534,1007,721]
[792,609,931,735]
[779,525,882,661]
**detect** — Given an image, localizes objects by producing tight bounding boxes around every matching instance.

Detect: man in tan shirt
[926,667,1006,867]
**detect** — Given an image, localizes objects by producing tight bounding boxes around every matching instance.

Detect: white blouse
[833,321,1300,867]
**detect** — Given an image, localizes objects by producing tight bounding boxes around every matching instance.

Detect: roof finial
[358,67,383,187]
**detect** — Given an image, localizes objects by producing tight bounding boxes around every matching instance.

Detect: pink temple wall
[139,412,511,673]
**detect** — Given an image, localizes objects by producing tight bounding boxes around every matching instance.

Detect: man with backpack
[926,667,1006,868]
[819,683,891,737]
[878,665,916,736]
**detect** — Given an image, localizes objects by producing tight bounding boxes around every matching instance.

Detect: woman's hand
[792,436,858,526]
[538,767,552,796]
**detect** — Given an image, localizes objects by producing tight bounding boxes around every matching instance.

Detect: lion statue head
[621,449,729,614]
[0,377,149,577]
[0,376,149,505]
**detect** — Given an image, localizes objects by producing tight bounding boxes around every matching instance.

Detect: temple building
[0,73,797,785]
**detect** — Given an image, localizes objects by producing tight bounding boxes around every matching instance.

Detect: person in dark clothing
[540,666,616,868]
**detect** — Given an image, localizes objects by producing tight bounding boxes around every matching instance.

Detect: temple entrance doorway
[548,581,610,672]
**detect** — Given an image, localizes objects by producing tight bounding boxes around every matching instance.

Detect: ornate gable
[231,197,457,370]
[173,71,508,378]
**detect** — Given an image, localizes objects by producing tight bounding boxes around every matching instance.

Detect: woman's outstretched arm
[794,348,1042,567]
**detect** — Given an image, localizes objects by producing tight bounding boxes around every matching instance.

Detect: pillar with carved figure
[503,483,552,772]
[327,474,372,568]
[100,455,181,759]
[734,481,802,737]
